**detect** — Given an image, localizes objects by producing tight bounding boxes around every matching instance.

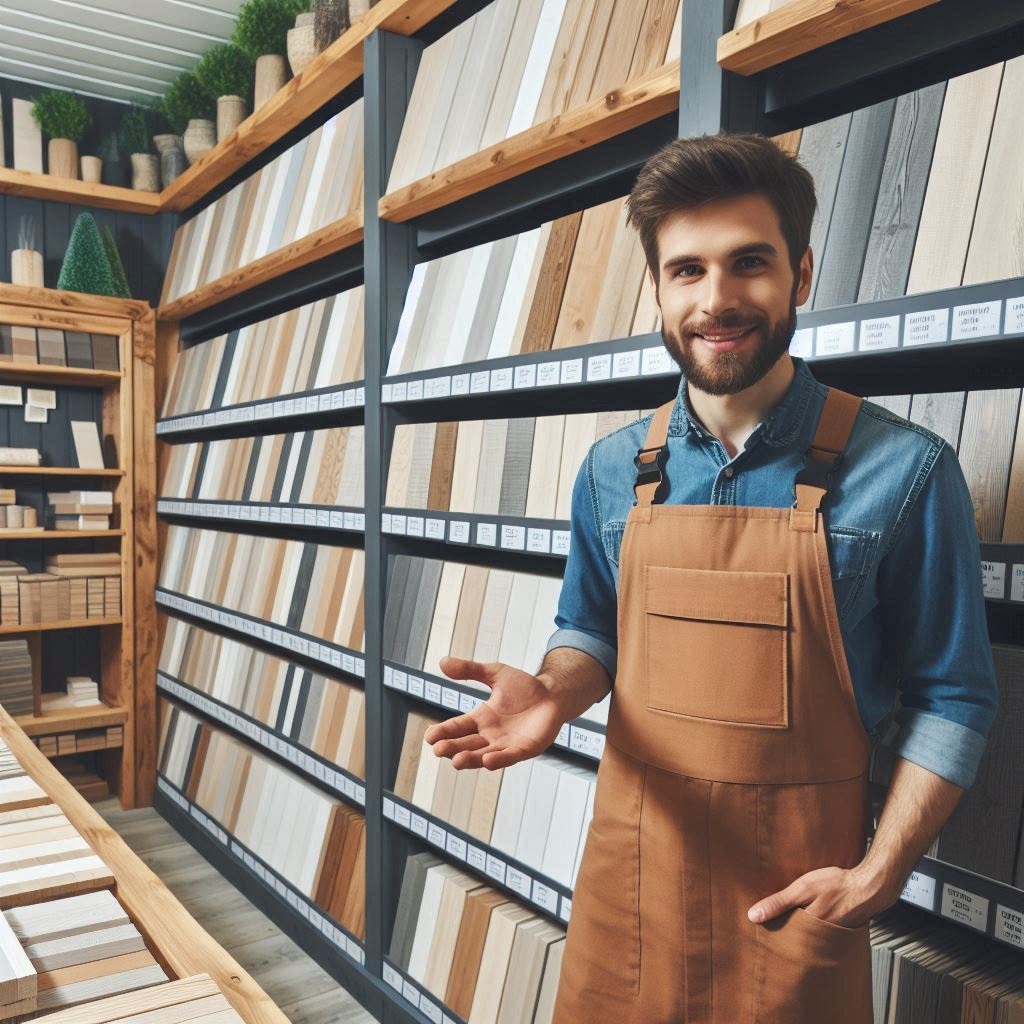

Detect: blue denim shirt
[546,358,997,789]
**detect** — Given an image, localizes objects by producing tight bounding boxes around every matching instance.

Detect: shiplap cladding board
[0,0,244,105]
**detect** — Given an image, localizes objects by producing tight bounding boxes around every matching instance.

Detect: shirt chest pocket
[825,526,880,618]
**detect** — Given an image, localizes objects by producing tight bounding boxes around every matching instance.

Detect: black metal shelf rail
[382,957,468,1024]
[151,0,1024,996]
[382,661,606,763]
[382,509,569,560]
[158,672,366,809]
[155,588,366,681]
[156,382,366,441]
[383,792,573,925]
[158,499,366,537]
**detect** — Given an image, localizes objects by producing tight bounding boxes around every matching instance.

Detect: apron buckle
[792,447,842,507]
[634,445,669,504]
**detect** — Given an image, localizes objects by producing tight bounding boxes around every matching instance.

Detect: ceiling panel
[0,0,246,104]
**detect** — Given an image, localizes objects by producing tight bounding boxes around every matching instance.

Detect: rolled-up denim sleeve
[545,445,619,679]
[879,443,998,788]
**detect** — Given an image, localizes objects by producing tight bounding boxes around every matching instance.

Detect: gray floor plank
[97,799,377,1024]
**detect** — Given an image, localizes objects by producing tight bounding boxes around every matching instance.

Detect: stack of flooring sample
[5,890,166,1013]
[0,800,114,909]
[159,618,366,780]
[21,973,246,1024]
[0,907,35,1018]
[44,554,122,620]
[160,289,364,420]
[394,712,596,888]
[390,852,566,1024]
[387,200,661,375]
[161,426,365,507]
[387,410,645,520]
[0,642,33,719]
[384,554,609,726]
[159,527,365,653]
[0,327,118,371]
[162,101,364,304]
[387,0,682,190]
[0,568,25,628]
[48,492,115,532]
[157,702,366,939]
[0,498,39,532]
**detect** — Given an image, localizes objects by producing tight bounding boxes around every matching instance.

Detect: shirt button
[724,467,735,479]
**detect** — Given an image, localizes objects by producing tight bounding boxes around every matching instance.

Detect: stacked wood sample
[389,852,565,1023]
[34,727,123,758]
[159,618,365,780]
[0,558,121,626]
[21,973,246,1024]
[0,905,34,1017]
[157,701,366,939]
[160,289,364,420]
[388,198,662,375]
[0,642,32,718]
[0,327,119,371]
[394,711,596,887]
[387,410,645,520]
[0,496,39,532]
[161,426,365,508]
[383,554,609,727]
[159,527,365,652]
[387,0,682,191]
[161,101,365,305]
[48,491,115,532]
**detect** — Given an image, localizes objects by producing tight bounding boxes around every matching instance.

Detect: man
[425,134,997,1022]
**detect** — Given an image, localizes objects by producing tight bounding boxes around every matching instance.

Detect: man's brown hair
[625,133,817,279]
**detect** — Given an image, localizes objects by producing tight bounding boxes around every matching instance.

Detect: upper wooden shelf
[0,362,122,388]
[157,210,363,321]
[0,167,162,215]
[0,529,123,539]
[0,0,461,218]
[379,59,680,223]
[15,702,129,736]
[0,284,150,322]
[0,616,123,635]
[0,467,124,477]
[716,0,941,74]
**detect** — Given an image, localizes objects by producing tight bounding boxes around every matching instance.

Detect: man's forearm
[856,757,965,903]
[536,647,613,724]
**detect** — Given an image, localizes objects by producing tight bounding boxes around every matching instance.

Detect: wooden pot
[130,153,160,192]
[11,249,44,287]
[48,138,79,179]
[182,119,216,164]
[80,156,102,183]
[254,54,287,110]
[216,96,246,143]
[288,14,317,75]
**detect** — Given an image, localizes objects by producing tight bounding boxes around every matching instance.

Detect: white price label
[426,518,446,540]
[476,523,498,546]
[491,367,513,391]
[859,316,900,351]
[815,321,856,356]
[383,964,403,992]
[407,675,424,698]
[441,687,460,710]
[420,996,443,1024]
[501,525,526,550]
[903,308,949,347]
[1011,564,1024,603]
[952,300,1001,340]
[395,804,411,829]
[1004,295,1024,335]
[406,380,424,401]
[941,883,988,932]
[995,905,1024,948]
[507,867,532,898]
[411,814,428,838]
[391,382,408,402]
[425,680,442,704]
[486,854,507,884]
[900,870,936,910]
[452,373,470,396]
[446,834,468,860]
[470,371,490,394]
[468,846,487,872]
[427,823,446,848]
[514,364,537,389]
[390,514,407,535]
[538,361,561,387]
[532,880,561,914]
[449,521,470,544]
[407,517,425,538]
[612,350,641,378]
[552,531,571,557]
[586,354,612,381]
[561,359,583,384]
[527,528,551,553]
[789,328,813,359]
[981,561,1007,600]
[559,896,572,922]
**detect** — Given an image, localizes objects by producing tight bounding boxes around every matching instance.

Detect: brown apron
[553,388,873,1024]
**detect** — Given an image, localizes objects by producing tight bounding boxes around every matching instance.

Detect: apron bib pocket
[644,565,789,727]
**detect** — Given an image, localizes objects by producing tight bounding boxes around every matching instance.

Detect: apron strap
[633,400,675,507]
[792,388,862,516]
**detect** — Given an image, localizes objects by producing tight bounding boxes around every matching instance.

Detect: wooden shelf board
[0,362,122,387]
[0,616,122,635]
[0,467,124,477]
[157,212,363,321]
[0,529,123,539]
[0,706,290,1023]
[716,0,941,74]
[16,702,129,736]
[161,0,461,213]
[379,60,680,223]
[0,284,150,322]
[0,167,162,215]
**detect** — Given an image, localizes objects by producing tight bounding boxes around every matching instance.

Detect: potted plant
[161,71,217,165]
[194,43,254,143]
[31,90,91,180]
[11,217,43,287]
[233,0,309,110]
[118,105,160,192]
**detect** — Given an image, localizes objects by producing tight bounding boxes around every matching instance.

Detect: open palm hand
[423,656,567,770]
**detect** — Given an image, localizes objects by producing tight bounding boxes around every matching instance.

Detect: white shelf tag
[903,308,949,347]
[941,883,989,932]
[900,870,936,910]
[815,321,856,356]
[514,364,537,389]
[537,361,560,387]
[858,316,900,351]
[952,300,1001,340]
[1004,295,1024,335]
[981,561,1007,600]
[476,523,498,546]
[995,905,1024,949]
[500,525,526,550]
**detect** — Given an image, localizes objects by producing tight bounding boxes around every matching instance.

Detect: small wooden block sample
[0,904,36,1016]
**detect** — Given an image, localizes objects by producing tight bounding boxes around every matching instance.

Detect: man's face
[653,194,813,395]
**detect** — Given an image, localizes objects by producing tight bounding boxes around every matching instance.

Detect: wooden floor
[97,798,377,1024]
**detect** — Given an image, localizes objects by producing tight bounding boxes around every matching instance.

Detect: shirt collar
[667,356,818,449]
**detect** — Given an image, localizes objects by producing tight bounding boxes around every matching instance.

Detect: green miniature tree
[233,0,310,58]
[31,90,91,142]
[161,71,216,135]
[195,43,254,100]
[101,226,132,299]
[117,104,164,156]
[57,214,124,298]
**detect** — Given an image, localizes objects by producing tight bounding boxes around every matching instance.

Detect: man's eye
[736,255,765,269]
[675,265,702,277]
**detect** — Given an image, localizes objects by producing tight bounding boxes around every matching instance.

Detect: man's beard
[662,302,797,396]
